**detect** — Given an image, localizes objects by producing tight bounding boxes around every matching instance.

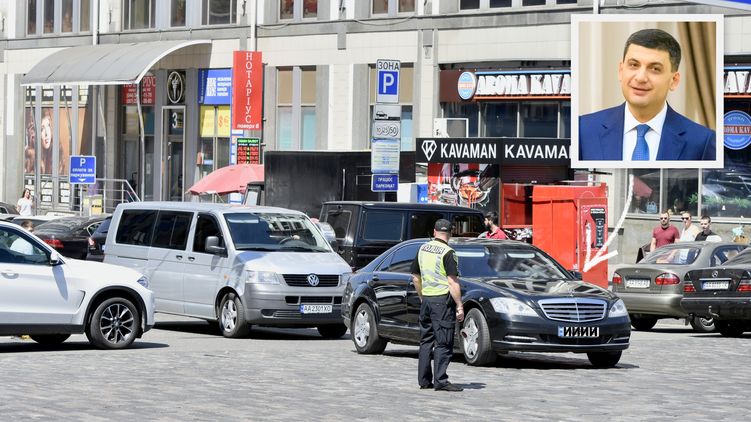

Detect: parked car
[342,238,631,368]
[9,214,63,227]
[86,216,112,261]
[320,201,485,270]
[0,221,154,349]
[682,248,751,337]
[612,241,747,332]
[33,215,108,260]
[105,202,352,339]
[0,201,19,221]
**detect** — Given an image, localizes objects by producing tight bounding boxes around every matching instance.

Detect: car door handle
[188,256,195,262]
[176,255,183,260]
[1,269,17,277]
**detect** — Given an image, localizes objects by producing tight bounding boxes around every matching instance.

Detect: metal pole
[137,81,146,199]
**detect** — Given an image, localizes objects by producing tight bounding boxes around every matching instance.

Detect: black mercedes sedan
[682,247,751,337]
[342,238,631,368]
[34,215,108,260]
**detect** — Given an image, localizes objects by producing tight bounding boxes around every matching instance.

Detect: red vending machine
[531,184,608,288]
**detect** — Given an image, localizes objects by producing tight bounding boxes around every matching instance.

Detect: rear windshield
[225,213,331,252]
[643,247,700,265]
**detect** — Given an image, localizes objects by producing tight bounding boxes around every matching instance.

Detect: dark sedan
[86,216,111,261]
[34,215,108,259]
[342,238,631,368]
[612,241,747,332]
[682,248,751,337]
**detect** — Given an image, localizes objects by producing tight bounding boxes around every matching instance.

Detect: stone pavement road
[1,316,749,421]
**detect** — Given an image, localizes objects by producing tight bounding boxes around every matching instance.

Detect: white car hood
[238,251,351,275]
[63,258,146,286]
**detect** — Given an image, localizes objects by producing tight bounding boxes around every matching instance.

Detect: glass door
[163,107,185,201]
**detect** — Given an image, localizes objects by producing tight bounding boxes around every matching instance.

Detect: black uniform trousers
[418,294,456,387]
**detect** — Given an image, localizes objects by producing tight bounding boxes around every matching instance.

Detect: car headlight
[489,297,539,317]
[246,270,281,284]
[608,299,628,318]
[136,276,149,288]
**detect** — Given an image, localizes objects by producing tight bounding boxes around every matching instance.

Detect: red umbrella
[188,164,264,195]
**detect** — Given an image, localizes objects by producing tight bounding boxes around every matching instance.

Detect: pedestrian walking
[679,211,701,242]
[481,211,508,239]
[694,215,719,241]
[16,188,33,216]
[650,211,679,252]
[410,219,464,392]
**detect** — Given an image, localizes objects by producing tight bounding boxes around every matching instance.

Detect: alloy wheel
[99,303,135,344]
[222,300,238,332]
[353,309,370,347]
[462,316,479,358]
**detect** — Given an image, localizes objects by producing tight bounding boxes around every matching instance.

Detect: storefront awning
[21,39,211,86]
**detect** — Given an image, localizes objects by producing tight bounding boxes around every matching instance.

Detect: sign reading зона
[416,138,570,165]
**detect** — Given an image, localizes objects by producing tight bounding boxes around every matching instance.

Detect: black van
[320,201,485,269]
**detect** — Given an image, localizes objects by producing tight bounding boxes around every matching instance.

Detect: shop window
[520,102,558,138]
[482,102,517,137]
[443,103,479,137]
[123,106,154,136]
[123,0,156,30]
[667,169,699,216]
[171,0,187,27]
[628,169,660,215]
[43,0,54,33]
[559,102,571,138]
[203,0,236,25]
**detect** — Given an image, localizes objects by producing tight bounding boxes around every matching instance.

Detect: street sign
[372,174,399,192]
[373,104,401,121]
[372,121,401,139]
[371,138,400,174]
[376,59,400,104]
[69,155,96,184]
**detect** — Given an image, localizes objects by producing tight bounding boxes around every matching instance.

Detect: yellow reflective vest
[417,239,456,296]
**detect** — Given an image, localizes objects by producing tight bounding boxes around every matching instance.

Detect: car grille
[283,274,340,287]
[537,298,607,322]
[284,296,343,304]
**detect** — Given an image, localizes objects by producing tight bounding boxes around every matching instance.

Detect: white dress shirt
[622,104,668,161]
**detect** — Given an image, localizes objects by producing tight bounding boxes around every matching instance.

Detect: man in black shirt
[694,215,718,241]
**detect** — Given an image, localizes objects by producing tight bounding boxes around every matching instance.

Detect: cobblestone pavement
[1,316,749,421]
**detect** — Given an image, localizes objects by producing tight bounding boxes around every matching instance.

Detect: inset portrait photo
[571,14,723,169]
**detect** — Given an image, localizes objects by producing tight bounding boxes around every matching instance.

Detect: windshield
[225,212,331,252]
[642,247,700,265]
[456,245,569,280]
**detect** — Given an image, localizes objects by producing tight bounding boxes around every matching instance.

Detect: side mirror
[570,271,583,280]
[205,236,226,255]
[49,251,61,266]
[329,239,339,251]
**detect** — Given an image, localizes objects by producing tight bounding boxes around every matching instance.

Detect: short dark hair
[484,211,499,225]
[623,29,681,72]
[700,215,712,223]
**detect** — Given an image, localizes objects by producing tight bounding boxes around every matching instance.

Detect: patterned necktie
[631,124,651,161]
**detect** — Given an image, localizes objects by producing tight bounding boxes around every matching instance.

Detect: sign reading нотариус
[232,51,263,131]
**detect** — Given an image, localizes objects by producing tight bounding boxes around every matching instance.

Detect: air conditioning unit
[433,118,469,138]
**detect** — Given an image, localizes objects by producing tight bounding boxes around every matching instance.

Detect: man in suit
[579,28,715,161]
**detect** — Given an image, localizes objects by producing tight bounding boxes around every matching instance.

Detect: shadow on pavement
[154,320,352,341]
[0,340,168,353]
[381,348,637,370]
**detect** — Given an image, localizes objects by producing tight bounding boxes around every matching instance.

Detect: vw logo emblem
[712,270,719,278]
[421,140,437,161]
[307,274,320,287]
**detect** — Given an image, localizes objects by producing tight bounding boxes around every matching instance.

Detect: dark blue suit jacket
[579,103,716,161]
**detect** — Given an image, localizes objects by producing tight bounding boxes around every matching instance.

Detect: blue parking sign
[69,155,96,184]
[376,59,400,103]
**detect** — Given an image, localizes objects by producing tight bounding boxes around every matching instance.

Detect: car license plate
[626,278,650,288]
[702,281,729,290]
[300,304,332,314]
[558,326,599,337]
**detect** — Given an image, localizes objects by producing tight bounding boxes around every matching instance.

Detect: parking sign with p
[376,59,400,103]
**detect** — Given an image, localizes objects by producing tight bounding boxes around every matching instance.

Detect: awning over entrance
[20,39,211,86]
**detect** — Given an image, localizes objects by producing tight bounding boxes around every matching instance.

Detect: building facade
[1,0,750,266]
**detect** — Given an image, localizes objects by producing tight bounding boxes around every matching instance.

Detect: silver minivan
[104,202,351,338]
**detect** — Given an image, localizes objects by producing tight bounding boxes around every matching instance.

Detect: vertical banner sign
[232,51,263,131]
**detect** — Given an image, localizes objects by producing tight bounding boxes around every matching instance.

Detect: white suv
[0,221,155,349]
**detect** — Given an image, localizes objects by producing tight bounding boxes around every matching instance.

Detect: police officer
[410,219,464,392]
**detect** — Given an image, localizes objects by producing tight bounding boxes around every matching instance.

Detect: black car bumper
[488,317,631,353]
[681,297,751,320]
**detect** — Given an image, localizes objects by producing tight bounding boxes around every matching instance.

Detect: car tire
[30,334,71,345]
[630,315,658,331]
[716,320,746,337]
[317,324,348,339]
[587,351,622,368]
[219,293,251,338]
[461,308,496,367]
[87,297,140,350]
[689,316,715,333]
[351,302,387,354]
